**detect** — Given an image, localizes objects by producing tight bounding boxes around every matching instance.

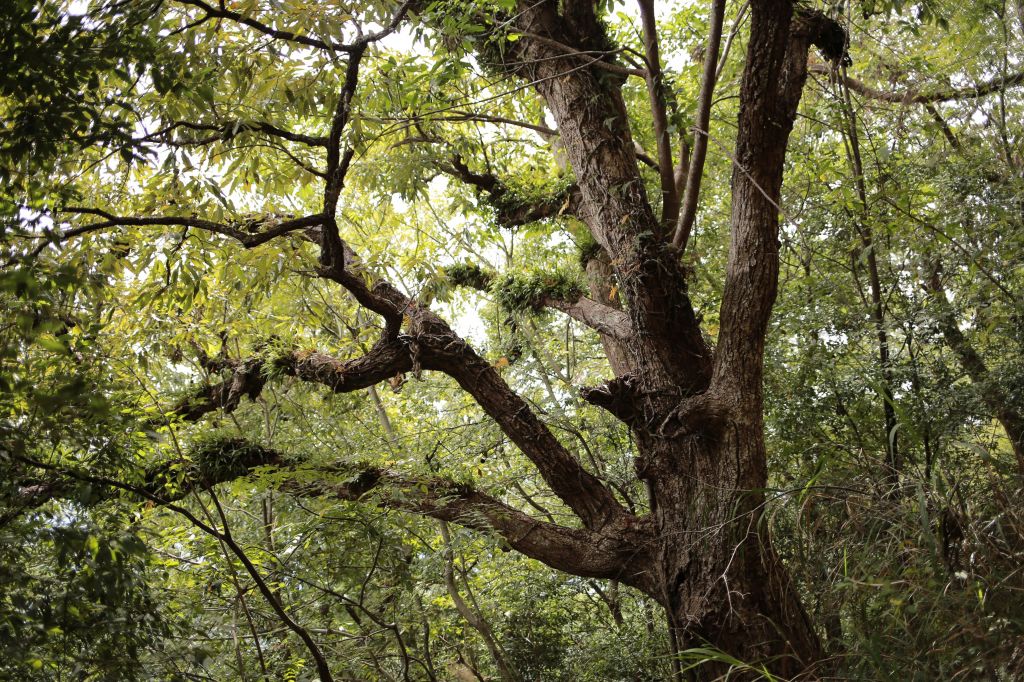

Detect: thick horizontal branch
[3,440,284,523]
[169,320,630,532]
[171,339,415,421]
[542,295,633,339]
[303,466,651,584]
[174,357,267,421]
[811,64,1024,104]
[283,343,414,392]
[10,442,653,588]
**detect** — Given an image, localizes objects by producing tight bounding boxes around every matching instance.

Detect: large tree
[4,0,1023,679]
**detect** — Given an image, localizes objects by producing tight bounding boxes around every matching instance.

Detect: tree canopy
[2,0,1024,680]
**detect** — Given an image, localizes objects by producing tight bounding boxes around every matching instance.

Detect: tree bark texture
[491,1,841,676]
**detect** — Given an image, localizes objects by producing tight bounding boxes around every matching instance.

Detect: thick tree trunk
[315,1,845,672]
[641,429,823,678]
[639,5,832,676]
[494,0,843,676]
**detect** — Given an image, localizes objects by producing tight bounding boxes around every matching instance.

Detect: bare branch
[637,0,680,227]
[715,2,750,82]
[672,0,726,253]
[171,0,415,52]
[431,112,557,136]
[811,64,1024,104]
[18,208,324,264]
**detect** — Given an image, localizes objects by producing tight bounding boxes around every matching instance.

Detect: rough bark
[584,253,635,377]
[505,0,712,397]
[494,2,842,676]
[633,6,832,676]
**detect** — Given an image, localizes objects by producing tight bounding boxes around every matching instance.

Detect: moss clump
[445,262,584,313]
[444,262,495,291]
[192,438,278,484]
[493,271,583,312]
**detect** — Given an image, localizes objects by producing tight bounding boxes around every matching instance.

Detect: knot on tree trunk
[581,373,647,427]
[794,8,850,66]
[583,374,728,440]
[656,390,729,440]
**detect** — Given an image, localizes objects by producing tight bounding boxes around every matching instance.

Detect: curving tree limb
[10,444,654,589]
[810,64,1024,104]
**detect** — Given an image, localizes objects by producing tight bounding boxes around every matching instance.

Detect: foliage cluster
[1,0,1023,679]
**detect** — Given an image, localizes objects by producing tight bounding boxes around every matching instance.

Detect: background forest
[2,0,1024,679]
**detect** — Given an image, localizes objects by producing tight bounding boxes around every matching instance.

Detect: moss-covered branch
[443,263,632,338]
